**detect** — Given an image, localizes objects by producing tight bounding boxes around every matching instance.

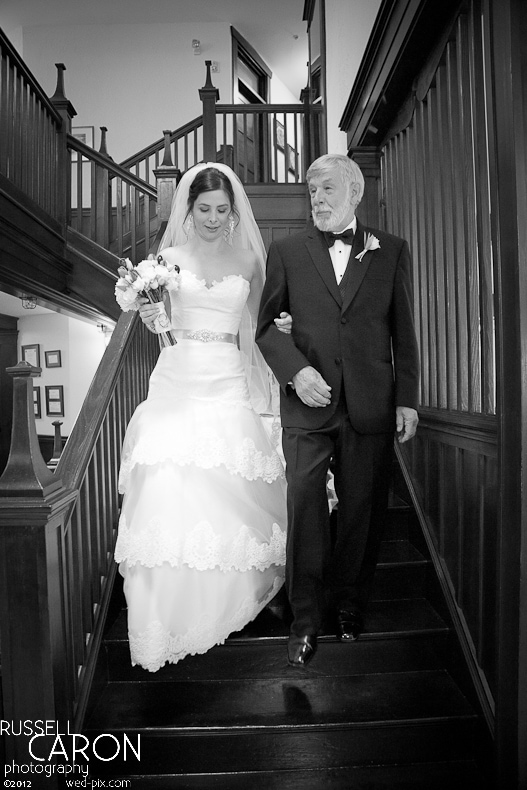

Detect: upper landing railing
[1,31,322,262]
[121,60,323,188]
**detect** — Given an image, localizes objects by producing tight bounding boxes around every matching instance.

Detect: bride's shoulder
[230,247,259,278]
[158,245,189,265]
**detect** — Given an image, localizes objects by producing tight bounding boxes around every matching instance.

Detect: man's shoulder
[359,225,407,255]
[359,224,408,252]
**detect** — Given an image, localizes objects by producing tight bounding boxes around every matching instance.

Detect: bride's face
[191,189,232,241]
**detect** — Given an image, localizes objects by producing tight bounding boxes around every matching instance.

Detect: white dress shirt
[328,217,357,285]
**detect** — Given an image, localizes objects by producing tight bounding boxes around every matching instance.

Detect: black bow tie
[323,228,355,247]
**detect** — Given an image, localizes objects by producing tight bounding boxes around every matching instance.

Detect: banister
[0,308,160,772]
[216,103,322,114]
[56,310,136,489]
[0,27,63,127]
[67,134,158,196]
[119,115,203,171]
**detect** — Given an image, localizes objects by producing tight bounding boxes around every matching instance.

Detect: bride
[114,163,289,672]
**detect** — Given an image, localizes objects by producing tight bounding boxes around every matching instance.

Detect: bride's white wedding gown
[114,269,287,672]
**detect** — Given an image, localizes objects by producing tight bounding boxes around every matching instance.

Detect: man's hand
[396,406,419,443]
[291,366,331,408]
[274,312,292,334]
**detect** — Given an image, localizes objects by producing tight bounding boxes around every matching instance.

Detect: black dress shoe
[287,634,317,666]
[336,610,364,641]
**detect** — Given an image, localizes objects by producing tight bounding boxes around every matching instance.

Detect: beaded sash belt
[171,328,238,344]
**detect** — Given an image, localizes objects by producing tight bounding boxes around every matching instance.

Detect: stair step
[86,669,475,732]
[84,670,477,775]
[104,597,448,681]
[377,538,425,565]
[381,503,413,540]
[99,760,487,789]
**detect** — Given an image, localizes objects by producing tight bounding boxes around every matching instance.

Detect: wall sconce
[97,323,114,346]
[192,39,201,55]
[20,295,37,309]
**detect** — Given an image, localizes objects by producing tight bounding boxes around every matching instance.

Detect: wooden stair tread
[86,669,475,732]
[377,539,427,565]
[104,596,447,644]
[102,760,487,789]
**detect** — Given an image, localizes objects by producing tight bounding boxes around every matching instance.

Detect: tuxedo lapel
[341,222,373,312]
[304,226,342,307]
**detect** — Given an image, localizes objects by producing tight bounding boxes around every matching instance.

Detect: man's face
[308,168,358,232]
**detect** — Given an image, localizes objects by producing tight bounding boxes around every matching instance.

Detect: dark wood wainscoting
[399,407,497,705]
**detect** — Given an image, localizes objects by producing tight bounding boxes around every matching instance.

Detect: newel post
[151,131,182,253]
[199,61,220,162]
[95,126,112,247]
[47,420,64,470]
[49,63,77,230]
[0,362,77,786]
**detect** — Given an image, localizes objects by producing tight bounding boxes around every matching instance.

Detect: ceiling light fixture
[20,295,37,309]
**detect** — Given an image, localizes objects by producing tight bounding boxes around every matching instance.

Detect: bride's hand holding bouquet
[115,254,180,345]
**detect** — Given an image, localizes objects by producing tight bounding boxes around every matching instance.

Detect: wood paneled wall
[381,2,499,710]
[382,8,495,416]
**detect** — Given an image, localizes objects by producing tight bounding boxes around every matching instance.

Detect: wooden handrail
[0,310,160,776]
[119,115,203,172]
[0,27,62,126]
[68,135,158,197]
[216,102,322,114]
[67,132,160,260]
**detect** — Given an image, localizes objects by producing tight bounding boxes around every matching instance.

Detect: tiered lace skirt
[115,340,286,672]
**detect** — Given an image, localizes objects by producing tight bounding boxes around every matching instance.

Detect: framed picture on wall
[45,385,64,417]
[275,119,285,150]
[21,344,40,369]
[33,387,41,419]
[45,350,62,368]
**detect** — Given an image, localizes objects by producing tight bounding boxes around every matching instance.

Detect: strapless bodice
[169,269,250,335]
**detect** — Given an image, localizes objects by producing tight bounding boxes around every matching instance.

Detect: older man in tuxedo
[256,154,419,666]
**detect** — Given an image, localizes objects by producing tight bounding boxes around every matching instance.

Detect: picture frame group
[23,343,64,418]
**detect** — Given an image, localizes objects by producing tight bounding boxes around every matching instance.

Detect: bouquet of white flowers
[115,255,180,346]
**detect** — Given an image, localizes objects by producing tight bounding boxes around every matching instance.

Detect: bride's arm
[246,257,292,335]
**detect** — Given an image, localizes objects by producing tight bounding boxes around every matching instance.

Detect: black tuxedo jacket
[256,220,420,433]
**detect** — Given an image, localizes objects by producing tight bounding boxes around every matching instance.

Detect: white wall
[20,22,233,163]
[324,0,382,154]
[18,313,107,437]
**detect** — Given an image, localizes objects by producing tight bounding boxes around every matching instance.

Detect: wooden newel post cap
[0,362,62,497]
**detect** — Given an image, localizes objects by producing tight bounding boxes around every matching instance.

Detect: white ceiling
[0,0,309,98]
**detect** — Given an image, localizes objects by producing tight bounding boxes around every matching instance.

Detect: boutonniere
[355,233,380,262]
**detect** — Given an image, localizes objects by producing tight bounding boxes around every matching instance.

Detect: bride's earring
[224,215,235,245]
[184,213,194,236]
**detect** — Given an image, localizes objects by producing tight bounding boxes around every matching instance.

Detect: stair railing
[0,28,64,221]
[119,61,324,188]
[68,131,160,262]
[0,312,159,776]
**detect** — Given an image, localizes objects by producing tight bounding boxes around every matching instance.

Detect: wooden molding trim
[339,0,463,147]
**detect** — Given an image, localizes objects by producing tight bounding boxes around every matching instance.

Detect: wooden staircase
[83,471,489,788]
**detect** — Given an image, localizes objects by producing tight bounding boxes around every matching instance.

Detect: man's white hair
[306,154,365,204]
